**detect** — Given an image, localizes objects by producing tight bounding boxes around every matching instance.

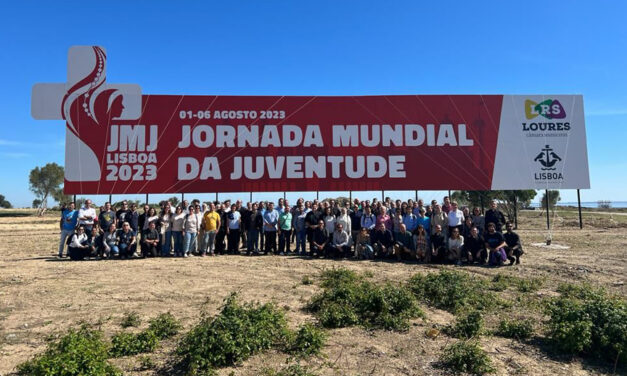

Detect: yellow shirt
[203,211,220,231]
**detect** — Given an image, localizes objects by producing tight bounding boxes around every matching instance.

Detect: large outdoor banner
[31,46,590,194]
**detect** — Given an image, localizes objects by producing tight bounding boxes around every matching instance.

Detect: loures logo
[525,99,566,119]
[534,144,564,181]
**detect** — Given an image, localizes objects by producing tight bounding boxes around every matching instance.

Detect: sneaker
[183,253,189,258]
[279,252,284,256]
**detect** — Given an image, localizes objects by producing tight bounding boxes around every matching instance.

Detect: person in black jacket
[246,203,263,255]
[215,204,227,255]
[464,226,486,264]
[141,221,160,257]
[371,223,394,259]
[311,220,329,258]
[504,221,524,265]
[305,203,322,251]
[485,201,506,233]
[430,224,447,264]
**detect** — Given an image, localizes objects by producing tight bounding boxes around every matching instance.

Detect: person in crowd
[246,203,262,255]
[377,205,392,232]
[160,202,172,257]
[226,203,242,254]
[442,196,451,213]
[470,207,485,234]
[371,222,394,258]
[128,203,139,233]
[102,223,119,259]
[425,205,433,218]
[485,200,506,232]
[202,202,220,256]
[183,205,202,257]
[294,205,308,256]
[86,227,102,259]
[215,203,228,255]
[171,206,186,257]
[393,223,415,261]
[322,206,336,237]
[349,203,361,244]
[354,227,373,259]
[239,201,250,251]
[68,225,90,260]
[360,206,376,232]
[117,221,136,259]
[462,216,474,240]
[392,207,404,240]
[98,202,116,232]
[430,204,448,239]
[143,207,160,232]
[263,202,279,255]
[336,207,352,237]
[403,206,418,234]
[504,221,524,265]
[430,224,447,264]
[59,202,78,258]
[181,200,189,214]
[311,219,329,258]
[413,224,428,262]
[485,222,507,266]
[141,221,160,257]
[78,199,97,241]
[447,201,464,235]
[464,226,486,265]
[417,207,430,236]
[327,222,351,258]
[447,227,464,265]
[138,204,150,232]
[115,201,131,229]
[278,204,293,255]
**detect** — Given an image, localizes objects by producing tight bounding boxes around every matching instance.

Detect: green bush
[546,289,626,364]
[120,311,142,328]
[495,319,534,340]
[17,326,121,376]
[516,277,543,293]
[287,323,327,356]
[109,330,159,357]
[176,293,289,375]
[308,271,423,331]
[439,340,495,375]
[138,355,156,370]
[445,311,483,339]
[489,274,513,291]
[148,312,181,339]
[407,270,497,313]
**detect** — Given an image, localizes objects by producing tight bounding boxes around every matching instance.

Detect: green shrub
[138,355,156,370]
[489,274,513,291]
[109,330,159,357]
[120,311,142,328]
[556,282,598,300]
[407,270,497,313]
[287,323,326,356]
[495,319,534,340]
[516,277,543,293]
[445,311,483,339]
[319,267,358,288]
[262,363,317,376]
[148,312,181,339]
[176,293,289,375]
[17,326,121,376]
[307,272,423,331]
[546,290,626,364]
[439,340,495,375]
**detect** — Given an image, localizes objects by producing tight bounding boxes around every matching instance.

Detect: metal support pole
[283,191,286,200]
[415,190,418,202]
[316,191,319,200]
[145,193,149,205]
[513,194,518,229]
[108,194,112,204]
[448,190,451,199]
[349,191,352,203]
[250,192,253,204]
[73,195,76,203]
[545,189,550,230]
[215,192,218,202]
[381,190,384,202]
[577,189,583,229]
[181,193,184,202]
[480,195,484,214]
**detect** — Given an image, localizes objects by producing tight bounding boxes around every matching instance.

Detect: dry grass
[0,209,625,375]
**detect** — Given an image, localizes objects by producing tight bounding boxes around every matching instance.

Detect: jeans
[264,231,277,254]
[247,229,259,252]
[279,229,292,253]
[162,231,172,256]
[204,230,217,254]
[172,231,183,255]
[119,243,131,257]
[227,229,240,253]
[295,229,307,254]
[59,228,74,256]
[184,232,197,255]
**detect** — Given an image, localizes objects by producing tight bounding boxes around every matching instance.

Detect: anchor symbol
[534,145,561,171]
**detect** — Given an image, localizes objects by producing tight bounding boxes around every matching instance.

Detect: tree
[0,194,12,208]
[29,163,64,216]
[32,199,42,208]
[541,190,561,211]
[499,190,537,221]
[167,196,180,207]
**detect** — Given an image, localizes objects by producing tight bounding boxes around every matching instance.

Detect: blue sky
[1,1,626,207]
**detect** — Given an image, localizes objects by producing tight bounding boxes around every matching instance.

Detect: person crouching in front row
[142,221,160,257]
[326,223,351,258]
[393,223,415,261]
[68,226,90,261]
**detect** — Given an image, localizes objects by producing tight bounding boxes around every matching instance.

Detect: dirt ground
[0,209,625,375]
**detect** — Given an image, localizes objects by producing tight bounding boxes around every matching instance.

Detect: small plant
[287,323,327,356]
[17,326,121,376]
[176,293,289,375]
[516,277,543,293]
[120,311,142,328]
[148,312,181,339]
[262,363,318,376]
[489,273,515,291]
[407,270,497,313]
[138,355,156,370]
[319,267,358,288]
[495,319,533,340]
[301,275,313,285]
[439,340,495,375]
[445,311,483,339]
[109,330,159,357]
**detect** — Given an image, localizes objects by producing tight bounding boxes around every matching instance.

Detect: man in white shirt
[78,199,97,240]
[447,201,464,235]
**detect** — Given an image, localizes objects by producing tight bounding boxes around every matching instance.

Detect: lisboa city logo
[533,145,563,180]
[522,99,570,134]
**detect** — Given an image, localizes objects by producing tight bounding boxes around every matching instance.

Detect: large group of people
[58,196,524,266]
